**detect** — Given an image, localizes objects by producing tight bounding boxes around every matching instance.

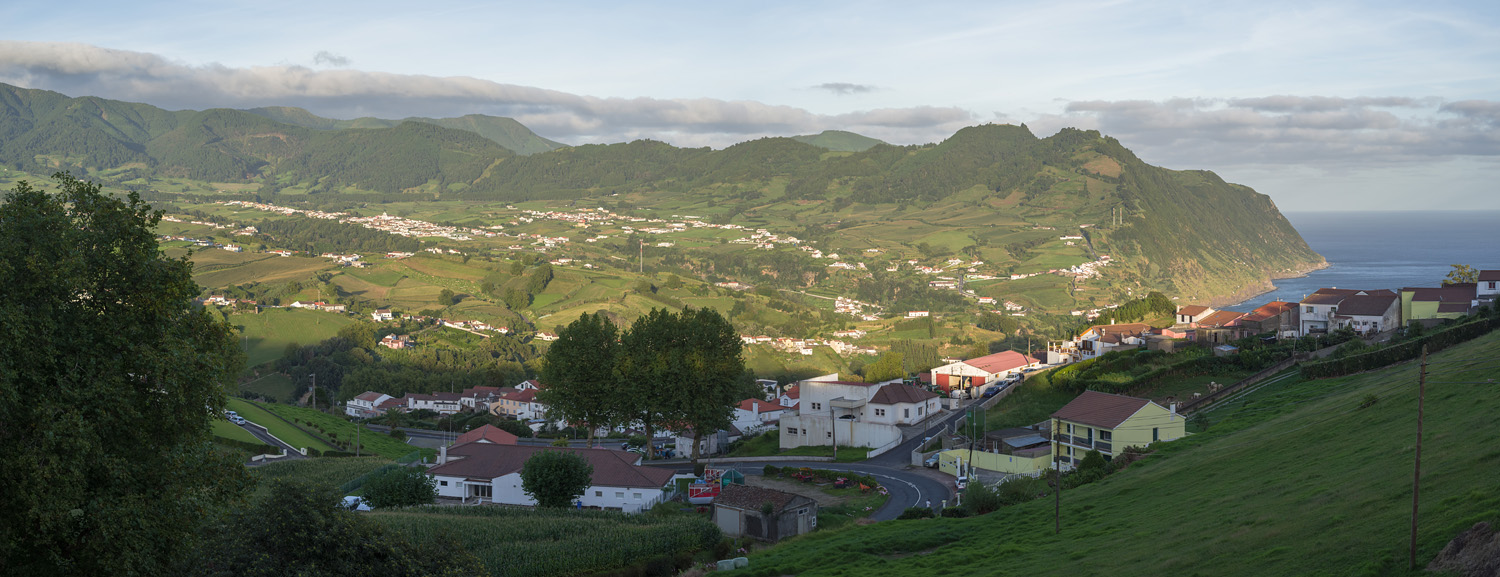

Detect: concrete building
[426,443,677,512]
[712,484,818,542]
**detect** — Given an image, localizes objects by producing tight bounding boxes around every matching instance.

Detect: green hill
[745,331,1500,576]
[244,106,567,155]
[791,129,885,151]
[0,83,1323,301]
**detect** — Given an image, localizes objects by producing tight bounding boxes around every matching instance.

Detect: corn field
[249,457,394,500]
[371,506,721,577]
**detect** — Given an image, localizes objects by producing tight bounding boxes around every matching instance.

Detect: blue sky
[2,0,1498,210]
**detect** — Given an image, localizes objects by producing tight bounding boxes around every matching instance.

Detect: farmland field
[248,456,395,500]
[241,373,298,403]
[373,506,721,577]
[232,308,356,368]
[194,254,332,288]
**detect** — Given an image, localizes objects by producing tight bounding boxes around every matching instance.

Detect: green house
[1050,391,1186,468]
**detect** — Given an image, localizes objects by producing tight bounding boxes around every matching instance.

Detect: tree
[502,287,531,310]
[438,288,456,307]
[338,322,379,350]
[362,466,437,509]
[1444,264,1479,286]
[528,262,554,293]
[0,174,248,574]
[862,352,906,383]
[479,281,496,296]
[538,313,623,447]
[977,311,1019,334]
[664,274,683,290]
[193,478,482,577]
[520,450,594,508]
[618,307,747,462]
[509,260,525,275]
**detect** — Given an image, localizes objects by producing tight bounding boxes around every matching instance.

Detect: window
[440,480,448,487]
[595,491,603,497]
[615,492,625,499]
[1067,423,1073,434]
[788,427,798,435]
[633,493,642,500]
[1305,306,1314,313]
[874,408,886,417]
[917,407,923,415]
[1489,282,1496,290]
[1100,430,1112,441]
[811,402,822,410]
[903,408,910,418]
[1152,428,1159,442]
[472,485,492,498]
[827,432,832,439]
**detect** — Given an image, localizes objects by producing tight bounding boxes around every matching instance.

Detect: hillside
[744,331,1500,576]
[245,106,567,155]
[791,129,885,151]
[0,82,1322,304]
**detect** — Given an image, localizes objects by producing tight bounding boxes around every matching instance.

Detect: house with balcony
[1051,391,1185,469]
[1330,292,1401,335]
[345,391,393,417]
[1074,323,1152,361]
[1299,288,1395,335]
[929,351,1039,397]
[777,374,921,452]
[1175,305,1215,326]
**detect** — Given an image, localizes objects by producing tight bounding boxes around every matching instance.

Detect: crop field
[373,506,721,577]
[248,456,395,500]
[750,331,1500,577]
[240,373,298,403]
[226,398,337,453]
[194,254,331,288]
[232,308,355,368]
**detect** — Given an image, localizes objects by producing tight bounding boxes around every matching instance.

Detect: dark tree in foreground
[0,174,249,575]
[194,478,482,577]
[362,466,438,509]
[538,312,623,447]
[617,307,748,461]
[521,450,594,508]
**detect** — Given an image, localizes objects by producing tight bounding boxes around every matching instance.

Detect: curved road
[670,460,952,521]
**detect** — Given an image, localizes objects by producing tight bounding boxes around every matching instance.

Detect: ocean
[1232,210,1500,311]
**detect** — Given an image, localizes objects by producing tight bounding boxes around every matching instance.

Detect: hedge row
[1302,314,1500,379]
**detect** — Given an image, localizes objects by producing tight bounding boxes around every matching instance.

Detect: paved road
[668,460,952,521]
[236,421,305,465]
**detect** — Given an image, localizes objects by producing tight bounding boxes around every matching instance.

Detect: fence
[1178,357,1298,414]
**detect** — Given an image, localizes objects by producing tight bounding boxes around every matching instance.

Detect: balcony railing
[1073,437,1093,449]
[1095,441,1112,453]
[1052,433,1071,445]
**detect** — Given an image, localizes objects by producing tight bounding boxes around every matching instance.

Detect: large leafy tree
[618,307,747,461]
[1443,264,1479,286]
[0,173,249,574]
[520,450,594,508]
[538,312,622,447]
[361,466,438,509]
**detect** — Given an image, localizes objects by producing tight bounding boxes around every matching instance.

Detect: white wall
[433,471,666,512]
[779,415,902,449]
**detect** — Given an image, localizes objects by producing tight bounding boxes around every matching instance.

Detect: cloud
[1028,95,1500,168]
[813,82,877,96]
[312,51,350,67]
[0,41,967,147]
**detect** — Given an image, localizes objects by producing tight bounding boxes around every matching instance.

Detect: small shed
[712,484,818,542]
[1214,344,1240,357]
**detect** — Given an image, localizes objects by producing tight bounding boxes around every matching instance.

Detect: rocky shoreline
[1209,259,1330,308]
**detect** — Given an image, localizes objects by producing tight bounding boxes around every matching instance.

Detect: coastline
[1214,259,1330,308]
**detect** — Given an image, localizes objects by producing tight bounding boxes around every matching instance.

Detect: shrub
[940,507,971,518]
[362,466,437,508]
[762,465,779,476]
[898,507,936,520]
[963,482,1004,515]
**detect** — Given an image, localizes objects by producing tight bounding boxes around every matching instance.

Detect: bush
[362,465,437,508]
[762,465,779,476]
[963,482,1004,515]
[940,507,971,518]
[388,429,407,441]
[898,507,936,520]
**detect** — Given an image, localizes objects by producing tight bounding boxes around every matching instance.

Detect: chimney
[439,444,448,465]
[1169,403,1178,415]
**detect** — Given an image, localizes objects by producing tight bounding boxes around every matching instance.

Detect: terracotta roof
[428,444,675,489]
[782,389,800,399]
[957,350,1038,374]
[1081,323,1151,338]
[869,383,939,405]
[355,391,387,402]
[1196,310,1246,328]
[738,399,791,412]
[376,398,403,410]
[460,386,501,397]
[1176,305,1210,317]
[454,424,519,446]
[713,483,811,514]
[1479,270,1500,282]
[1052,391,1153,430]
[1241,301,1296,323]
[1335,294,1398,317]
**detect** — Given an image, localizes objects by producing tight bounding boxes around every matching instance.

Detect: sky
[2,0,1498,210]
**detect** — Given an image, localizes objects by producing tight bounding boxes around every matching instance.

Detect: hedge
[1301,315,1500,379]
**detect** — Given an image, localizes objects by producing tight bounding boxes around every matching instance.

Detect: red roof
[1052,391,1153,429]
[1176,305,1210,317]
[428,443,675,489]
[956,350,1037,375]
[507,389,538,403]
[1404,285,1476,303]
[454,424,519,446]
[355,391,387,402]
[1438,302,1472,313]
[870,383,939,405]
[1196,310,1247,328]
[1335,294,1398,317]
[738,399,790,412]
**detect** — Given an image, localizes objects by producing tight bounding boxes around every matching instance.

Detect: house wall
[779,415,902,449]
[938,449,1051,475]
[865,398,939,426]
[432,471,666,512]
[797,381,876,413]
[1301,303,1339,334]
[1052,404,1186,467]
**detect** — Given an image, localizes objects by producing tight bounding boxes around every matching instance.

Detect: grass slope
[232,308,355,368]
[746,331,1500,576]
[226,398,337,453]
[256,402,429,461]
[211,420,267,445]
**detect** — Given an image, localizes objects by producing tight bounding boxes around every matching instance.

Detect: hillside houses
[929,351,1039,396]
[779,374,938,452]
[425,443,678,512]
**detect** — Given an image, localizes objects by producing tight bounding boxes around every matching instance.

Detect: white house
[733,398,790,431]
[402,392,463,415]
[757,379,780,401]
[778,387,800,409]
[906,311,930,318]
[1478,270,1500,303]
[426,443,679,512]
[777,374,927,452]
[1329,292,1401,335]
[929,351,1039,396]
[1074,323,1151,361]
[372,309,394,322]
[1175,305,1215,326]
[345,391,393,417]
[1300,289,1396,335]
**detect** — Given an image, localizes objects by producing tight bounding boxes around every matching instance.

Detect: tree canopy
[362,466,438,509]
[520,451,594,508]
[0,173,248,574]
[537,312,623,446]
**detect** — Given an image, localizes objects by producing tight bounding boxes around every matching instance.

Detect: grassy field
[241,373,298,403]
[231,308,356,368]
[727,430,871,463]
[211,419,268,445]
[194,254,331,288]
[256,402,430,461]
[745,331,1500,576]
[226,398,338,453]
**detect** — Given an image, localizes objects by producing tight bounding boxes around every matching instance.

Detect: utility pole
[355,423,361,458]
[1409,345,1428,571]
[1054,417,1062,534]
[830,405,837,461]
[639,238,644,274]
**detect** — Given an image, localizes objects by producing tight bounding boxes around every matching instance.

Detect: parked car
[924,454,941,468]
[342,496,372,511]
[981,386,1001,399]
[228,415,246,425]
[954,475,968,491]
